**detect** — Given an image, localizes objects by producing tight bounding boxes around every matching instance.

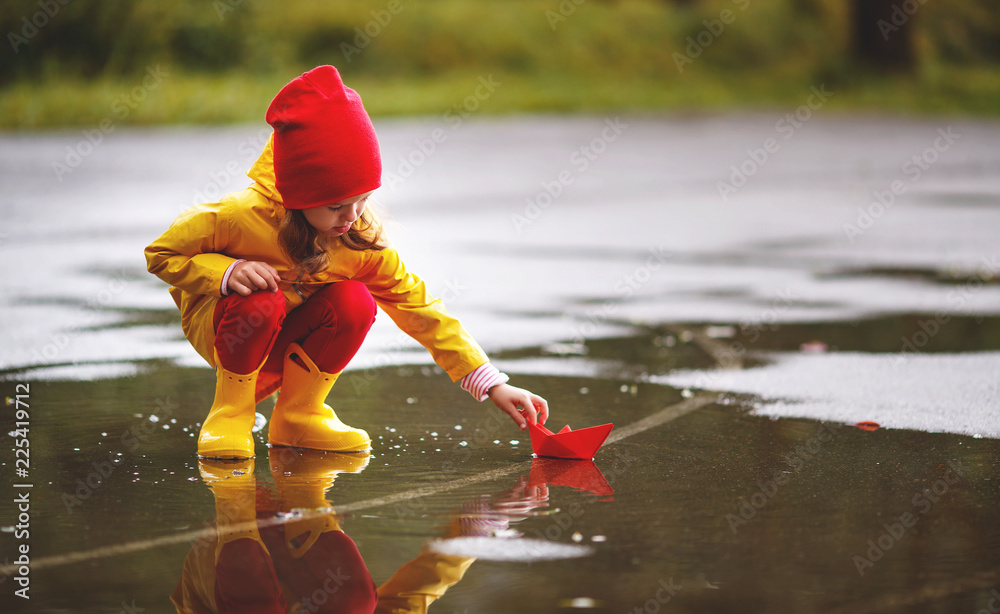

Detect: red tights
[214,530,376,614]
[212,281,376,380]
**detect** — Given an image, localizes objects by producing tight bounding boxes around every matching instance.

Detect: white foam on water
[4,362,142,382]
[426,536,594,561]
[656,351,1000,439]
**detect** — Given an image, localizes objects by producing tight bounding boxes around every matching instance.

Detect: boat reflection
[527,457,614,499]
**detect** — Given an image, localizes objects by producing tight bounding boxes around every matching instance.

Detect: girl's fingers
[250,265,278,291]
[261,264,280,291]
[518,396,538,426]
[507,402,529,430]
[534,397,549,425]
[246,270,265,290]
[256,271,273,291]
[234,261,281,293]
[232,281,252,296]
[507,405,527,430]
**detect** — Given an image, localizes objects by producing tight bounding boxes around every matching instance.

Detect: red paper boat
[527,422,613,460]
[527,457,614,498]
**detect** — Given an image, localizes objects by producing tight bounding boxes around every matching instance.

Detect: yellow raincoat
[145,137,489,384]
[374,551,475,614]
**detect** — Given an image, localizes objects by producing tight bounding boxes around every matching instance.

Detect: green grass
[3,0,999,128]
[3,64,1000,131]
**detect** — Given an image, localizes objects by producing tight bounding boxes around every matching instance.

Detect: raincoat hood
[247,133,283,204]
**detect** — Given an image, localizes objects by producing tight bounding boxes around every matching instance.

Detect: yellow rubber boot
[268,343,371,452]
[199,459,268,562]
[268,447,370,558]
[198,354,262,459]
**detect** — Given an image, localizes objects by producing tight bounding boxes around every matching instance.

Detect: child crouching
[145,65,547,459]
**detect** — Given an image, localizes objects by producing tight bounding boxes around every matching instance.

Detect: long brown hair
[277,202,387,277]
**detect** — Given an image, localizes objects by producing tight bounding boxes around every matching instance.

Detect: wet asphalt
[1,114,999,613]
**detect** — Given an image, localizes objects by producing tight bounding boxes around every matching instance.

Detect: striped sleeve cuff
[219,259,246,296]
[460,362,510,401]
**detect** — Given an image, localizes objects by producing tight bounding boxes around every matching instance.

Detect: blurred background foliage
[1,0,999,128]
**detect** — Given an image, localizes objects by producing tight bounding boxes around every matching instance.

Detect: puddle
[2,331,999,613]
[818,266,1000,286]
[663,314,1000,354]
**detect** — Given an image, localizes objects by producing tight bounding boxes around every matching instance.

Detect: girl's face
[301,191,374,237]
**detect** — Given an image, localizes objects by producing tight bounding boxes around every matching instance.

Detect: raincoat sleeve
[375,552,476,614]
[145,202,238,298]
[353,248,489,382]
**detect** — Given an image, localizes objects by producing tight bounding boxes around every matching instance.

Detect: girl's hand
[487,384,549,430]
[492,475,550,522]
[228,261,281,296]
[451,476,549,538]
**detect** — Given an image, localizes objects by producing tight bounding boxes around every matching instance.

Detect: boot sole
[268,442,372,454]
[198,450,255,460]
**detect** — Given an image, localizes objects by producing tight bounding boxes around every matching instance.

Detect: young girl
[145,65,548,459]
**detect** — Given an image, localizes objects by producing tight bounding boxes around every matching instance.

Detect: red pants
[215,530,377,614]
[212,281,376,387]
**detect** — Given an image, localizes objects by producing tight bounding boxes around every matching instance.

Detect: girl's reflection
[171,448,552,614]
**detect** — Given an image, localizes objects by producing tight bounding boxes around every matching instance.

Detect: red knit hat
[265,65,382,210]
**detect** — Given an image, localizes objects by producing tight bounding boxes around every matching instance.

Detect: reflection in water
[5,352,997,612]
[173,449,377,613]
[527,457,613,499]
[173,448,603,613]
